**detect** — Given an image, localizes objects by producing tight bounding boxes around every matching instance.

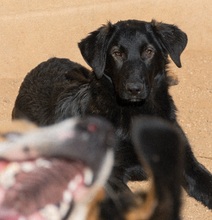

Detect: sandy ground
[0,1,211,219]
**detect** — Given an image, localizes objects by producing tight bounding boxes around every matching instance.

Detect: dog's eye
[113,51,124,57]
[146,49,153,54]
[142,48,155,59]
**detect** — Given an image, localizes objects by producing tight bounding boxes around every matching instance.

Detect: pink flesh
[0,159,86,219]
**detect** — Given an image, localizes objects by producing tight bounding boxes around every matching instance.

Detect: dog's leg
[183,144,212,208]
[132,117,184,220]
[175,122,212,209]
[107,166,132,193]
[107,141,147,194]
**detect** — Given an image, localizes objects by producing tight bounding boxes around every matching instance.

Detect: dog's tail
[131,116,184,220]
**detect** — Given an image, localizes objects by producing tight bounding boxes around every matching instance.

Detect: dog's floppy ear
[151,20,188,68]
[78,22,115,78]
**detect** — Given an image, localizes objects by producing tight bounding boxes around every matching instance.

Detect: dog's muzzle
[120,82,149,102]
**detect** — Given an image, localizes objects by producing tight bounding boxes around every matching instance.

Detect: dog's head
[79,20,187,102]
[0,117,115,220]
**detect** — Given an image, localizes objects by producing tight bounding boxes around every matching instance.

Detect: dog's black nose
[126,83,143,95]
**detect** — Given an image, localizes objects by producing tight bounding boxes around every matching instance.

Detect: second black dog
[12,19,212,208]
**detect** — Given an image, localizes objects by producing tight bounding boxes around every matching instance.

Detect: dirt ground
[0,1,212,219]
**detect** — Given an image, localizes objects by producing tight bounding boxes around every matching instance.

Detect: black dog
[0,117,183,220]
[12,19,212,208]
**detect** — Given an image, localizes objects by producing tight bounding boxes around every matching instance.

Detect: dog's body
[0,117,183,220]
[12,19,212,208]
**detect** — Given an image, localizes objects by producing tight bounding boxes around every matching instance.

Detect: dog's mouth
[0,157,94,220]
[117,96,147,106]
[128,97,146,102]
[117,89,150,104]
[0,117,115,220]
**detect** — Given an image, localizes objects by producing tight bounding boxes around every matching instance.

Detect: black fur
[132,117,184,220]
[12,19,212,208]
[99,117,184,220]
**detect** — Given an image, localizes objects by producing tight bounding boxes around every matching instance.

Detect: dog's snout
[126,83,143,96]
